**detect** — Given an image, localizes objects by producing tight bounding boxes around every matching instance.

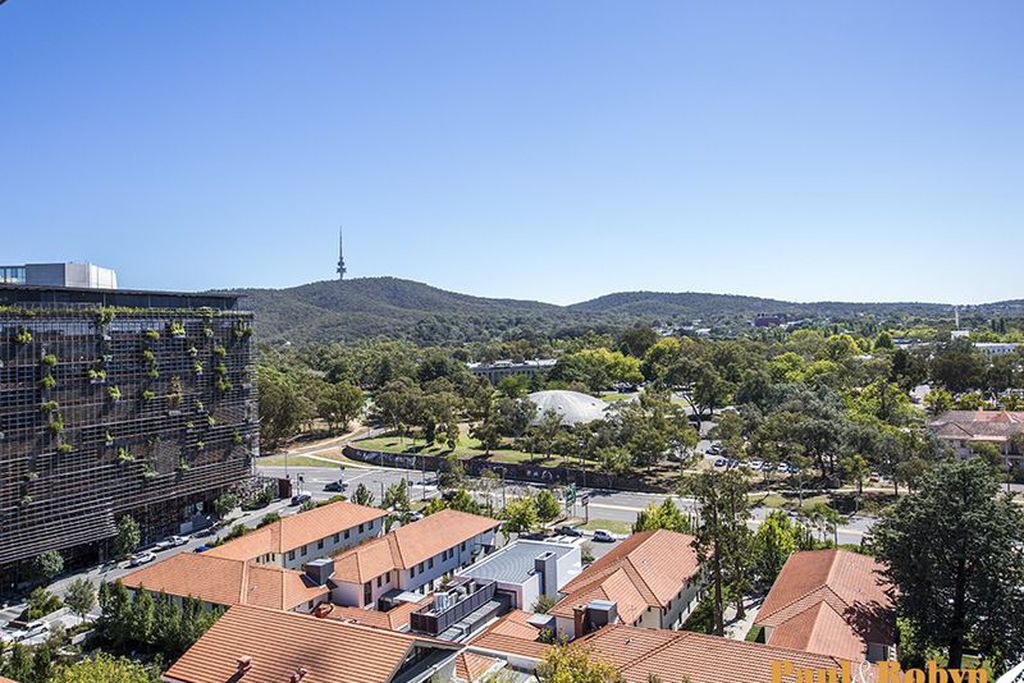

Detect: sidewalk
[722,594,763,641]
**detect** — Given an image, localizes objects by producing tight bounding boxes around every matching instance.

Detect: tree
[383,481,412,520]
[65,577,97,621]
[533,594,558,615]
[839,453,871,511]
[536,489,561,523]
[114,515,140,559]
[503,496,539,536]
[632,498,692,534]
[351,483,375,506]
[869,458,1024,669]
[256,366,304,448]
[212,492,238,518]
[752,510,798,586]
[437,452,466,491]
[48,653,159,683]
[31,549,65,582]
[616,326,658,358]
[130,588,156,646]
[923,386,953,416]
[536,643,623,683]
[1,643,32,683]
[315,380,363,434]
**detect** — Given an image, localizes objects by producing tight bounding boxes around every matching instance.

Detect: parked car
[555,525,583,537]
[129,551,156,567]
[153,538,175,551]
[290,493,311,506]
[713,458,726,468]
[706,444,722,456]
[749,460,764,471]
[194,544,214,553]
[777,462,789,473]
[324,480,346,493]
[592,529,616,543]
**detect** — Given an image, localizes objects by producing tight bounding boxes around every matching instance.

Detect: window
[301,545,308,557]
[358,524,364,533]
[317,539,324,550]
[418,562,424,572]
[460,542,466,552]
[386,571,391,582]
[409,569,415,580]
[287,551,296,561]
[428,558,434,569]
[377,576,382,588]
[344,529,350,540]
[333,533,340,543]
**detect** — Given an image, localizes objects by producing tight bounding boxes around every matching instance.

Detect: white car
[592,529,616,543]
[129,551,156,567]
[168,535,189,547]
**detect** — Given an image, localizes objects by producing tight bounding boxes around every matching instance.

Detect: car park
[129,551,156,567]
[592,529,615,543]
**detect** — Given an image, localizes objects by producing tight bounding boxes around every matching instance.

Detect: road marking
[587,502,645,513]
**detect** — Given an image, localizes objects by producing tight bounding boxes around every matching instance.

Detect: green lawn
[600,392,638,403]
[353,428,573,468]
[581,518,633,535]
[256,454,342,468]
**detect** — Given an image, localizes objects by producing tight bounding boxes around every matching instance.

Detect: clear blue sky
[2,2,1021,305]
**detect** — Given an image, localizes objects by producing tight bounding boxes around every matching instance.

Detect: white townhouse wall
[277,516,382,570]
[331,510,501,608]
[457,539,582,612]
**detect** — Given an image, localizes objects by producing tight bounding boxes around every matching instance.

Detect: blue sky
[2,2,1021,305]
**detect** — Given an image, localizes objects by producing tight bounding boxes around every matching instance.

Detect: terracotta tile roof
[549,530,700,624]
[120,552,327,611]
[319,594,433,631]
[576,624,850,683]
[0,676,20,683]
[756,549,894,661]
[454,652,503,682]
[164,604,460,683]
[929,410,1024,442]
[468,609,553,661]
[203,501,386,562]
[333,510,500,583]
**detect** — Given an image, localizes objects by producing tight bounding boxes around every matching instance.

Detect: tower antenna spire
[337,226,347,281]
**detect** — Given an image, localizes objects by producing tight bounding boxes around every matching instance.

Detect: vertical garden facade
[0,285,259,573]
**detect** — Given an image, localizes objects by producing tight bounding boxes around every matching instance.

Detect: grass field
[256,454,347,468]
[581,518,633,535]
[353,427,574,468]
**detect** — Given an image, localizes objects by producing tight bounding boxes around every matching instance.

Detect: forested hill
[212,276,1024,344]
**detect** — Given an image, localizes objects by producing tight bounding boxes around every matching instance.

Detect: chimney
[534,551,558,598]
[236,656,252,673]
[304,558,335,586]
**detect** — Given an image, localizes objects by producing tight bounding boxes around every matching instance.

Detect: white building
[456,539,581,612]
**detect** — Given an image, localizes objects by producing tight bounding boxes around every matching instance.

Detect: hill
[213,277,1024,345]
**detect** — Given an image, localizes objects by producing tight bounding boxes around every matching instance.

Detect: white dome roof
[527,390,610,426]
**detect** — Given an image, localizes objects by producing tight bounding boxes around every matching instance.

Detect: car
[324,480,346,493]
[777,462,789,473]
[194,544,214,553]
[592,529,616,543]
[706,444,722,456]
[14,621,49,642]
[788,465,802,475]
[153,538,175,551]
[713,458,726,468]
[129,551,156,567]
[555,525,583,537]
[749,460,763,471]
[290,493,312,506]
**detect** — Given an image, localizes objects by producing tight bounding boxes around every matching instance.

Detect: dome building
[526,390,610,426]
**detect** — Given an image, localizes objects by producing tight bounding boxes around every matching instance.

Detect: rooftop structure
[549,529,703,638]
[120,552,328,612]
[164,604,461,683]
[467,608,554,663]
[526,390,609,426]
[755,548,895,662]
[457,539,581,611]
[318,593,434,632]
[0,287,257,575]
[0,262,117,290]
[575,623,850,683]
[203,500,387,568]
[453,652,504,683]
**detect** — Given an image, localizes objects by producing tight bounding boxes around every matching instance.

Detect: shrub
[41,353,58,366]
[116,446,134,463]
[21,587,63,620]
[15,328,32,344]
[142,390,155,400]
[39,374,57,390]
[107,385,122,401]
[145,329,160,340]
[57,443,73,455]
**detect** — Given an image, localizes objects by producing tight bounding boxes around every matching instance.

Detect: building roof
[0,676,19,683]
[549,529,701,624]
[458,539,577,585]
[0,282,238,309]
[333,510,501,584]
[120,553,327,611]
[164,604,461,683]
[318,595,433,632]
[755,549,894,662]
[204,500,387,562]
[454,652,503,682]
[526,390,610,426]
[468,609,553,661]
[576,624,849,683]
[929,410,1024,443]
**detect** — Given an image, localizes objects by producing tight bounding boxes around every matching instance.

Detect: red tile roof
[468,609,553,661]
[550,529,701,624]
[454,652,503,682]
[755,549,894,662]
[318,595,433,631]
[203,500,386,562]
[164,604,460,683]
[333,510,500,583]
[929,410,1024,442]
[576,624,849,683]
[120,552,327,611]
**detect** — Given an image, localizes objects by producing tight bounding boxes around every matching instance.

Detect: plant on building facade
[105,430,114,445]
[107,385,122,401]
[41,353,58,366]
[14,327,32,344]
[141,462,158,479]
[203,325,214,338]
[169,320,186,337]
[94,307,116,325]
[177,458,191,472]
[216,376,233,393]
[206,414,216,427]
[48,412,65,435]
[144,328,160,341]
[57,443,73,455]
[213,344,227,358]
[232,430,243,445]
[167,375,184,407]
[88,367,107,382]
[195,440,205,450]
[142,390,155,400]
[232,322,252,340]
[40,399,59,413]
[39,374,57,390]
[116,446,134,463]
[193,360,203,375]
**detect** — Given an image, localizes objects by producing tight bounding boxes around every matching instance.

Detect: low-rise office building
[467,359,556,384]
[928,410,1024,466]
[331,509,500,608]
[120,552,329,613]
[549,529,703,640]
[203,500,387,569]
[455,539,581,612]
